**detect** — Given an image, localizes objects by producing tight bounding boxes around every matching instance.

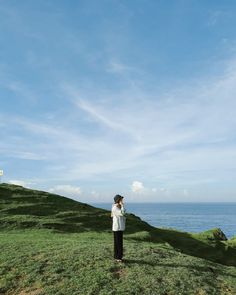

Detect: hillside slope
[0,183,152,233]
[0,183,236,267]
[0,183,236,294]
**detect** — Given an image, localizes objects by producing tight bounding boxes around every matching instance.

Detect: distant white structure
[0,170,3,183]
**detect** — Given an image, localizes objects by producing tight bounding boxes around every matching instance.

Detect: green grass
[1,183,236,294]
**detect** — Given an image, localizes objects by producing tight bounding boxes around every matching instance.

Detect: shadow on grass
[127,227,236,267]
[124,258,236,277]
[123,258,236,293]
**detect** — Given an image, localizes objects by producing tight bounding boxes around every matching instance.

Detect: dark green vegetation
[0,183,236,295]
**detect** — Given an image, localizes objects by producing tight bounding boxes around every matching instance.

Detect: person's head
[114,194,124,204]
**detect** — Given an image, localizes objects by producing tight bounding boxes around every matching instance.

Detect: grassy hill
[0,183,151,234]
[0,183,236,295]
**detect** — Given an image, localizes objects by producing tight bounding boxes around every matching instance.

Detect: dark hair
[114,194,123,204]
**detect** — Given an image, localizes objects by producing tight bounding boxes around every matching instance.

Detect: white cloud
[8,180,32,188]
[131,181,144,193]
[49,185,81,197]
[151,188,157,193]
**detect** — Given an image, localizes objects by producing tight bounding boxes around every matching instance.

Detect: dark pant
[113,230,123,259]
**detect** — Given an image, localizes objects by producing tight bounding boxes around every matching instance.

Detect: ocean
[90,202,236,239]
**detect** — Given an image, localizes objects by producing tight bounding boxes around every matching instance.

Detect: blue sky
[1,0,236,203]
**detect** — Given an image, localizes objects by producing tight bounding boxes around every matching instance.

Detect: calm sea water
[90,202,236,239]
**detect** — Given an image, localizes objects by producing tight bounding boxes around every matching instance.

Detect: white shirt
[111,204,126,231]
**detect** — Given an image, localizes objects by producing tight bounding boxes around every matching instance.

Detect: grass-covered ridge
[0,183,236,295]
[0,183,151,233]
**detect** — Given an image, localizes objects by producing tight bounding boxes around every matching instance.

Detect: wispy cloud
[4,80,38,103]
[76,99,128,132]
[106,59,139,75]
[49,184,81,197]
[64,56,236,186]
[207,10,223,26]
[207,10,230,27]
[63,85,136,135]
[1,0,236,202]
[2,55,236,194]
